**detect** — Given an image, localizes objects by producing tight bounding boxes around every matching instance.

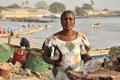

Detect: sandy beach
[0,37,110,55]
[0,37,41,49]
[0,37,51,80]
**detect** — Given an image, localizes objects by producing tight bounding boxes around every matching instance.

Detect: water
[0,17,120,49]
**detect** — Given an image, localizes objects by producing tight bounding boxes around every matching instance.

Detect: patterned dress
[43,32,91,80]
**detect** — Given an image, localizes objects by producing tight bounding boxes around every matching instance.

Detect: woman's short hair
[60,10,75,20]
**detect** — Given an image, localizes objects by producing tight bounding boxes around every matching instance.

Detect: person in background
[3,28,7,34]
[42,10,92,80]
[0,27,2,34]
[20,37,30,48]
[7,27,11,33]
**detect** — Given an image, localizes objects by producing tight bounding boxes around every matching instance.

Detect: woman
[42,10,92,80]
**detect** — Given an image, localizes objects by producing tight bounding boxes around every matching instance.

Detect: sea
[0,17,120,50]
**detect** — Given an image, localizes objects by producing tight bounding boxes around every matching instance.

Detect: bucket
[25,51,50,72]
[12,48,30,66]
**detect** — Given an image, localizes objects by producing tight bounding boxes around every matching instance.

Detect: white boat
[92,23,102,28]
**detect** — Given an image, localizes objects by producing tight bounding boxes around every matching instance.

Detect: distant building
[85,10,111,17]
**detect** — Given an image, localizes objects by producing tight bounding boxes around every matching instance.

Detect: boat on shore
[14,26,45,36]
[89,48,109,58]
[0,26,48,38]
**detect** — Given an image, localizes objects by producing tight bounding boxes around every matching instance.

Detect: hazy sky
[0,0,120,10]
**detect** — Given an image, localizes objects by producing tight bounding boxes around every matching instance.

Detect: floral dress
[43,32,91,80]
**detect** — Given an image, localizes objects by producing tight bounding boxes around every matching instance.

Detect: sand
[0,37,41,49]
[0,37,51,80]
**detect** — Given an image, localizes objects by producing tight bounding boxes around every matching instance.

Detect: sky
[0,0,120,10]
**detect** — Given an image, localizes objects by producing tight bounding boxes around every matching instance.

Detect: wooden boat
[67,68,120,80]
[14,26,46,36]
[92,23,102,28]
[66,48,120,80]
[0,26,48,37]
[0,33,11,37]
[89,48,109,58]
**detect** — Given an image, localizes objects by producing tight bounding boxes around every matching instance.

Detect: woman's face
[61,13,75,31]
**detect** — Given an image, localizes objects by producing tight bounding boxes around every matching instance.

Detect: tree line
[0,1,104,17]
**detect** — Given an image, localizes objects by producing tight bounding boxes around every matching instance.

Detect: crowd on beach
[0,24,44,35]
[0,25,29,34]
[0,27,14,34]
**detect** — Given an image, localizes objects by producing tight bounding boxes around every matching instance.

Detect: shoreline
[0,37,41,49]
[0,37,110,50]
[0,37,110,58]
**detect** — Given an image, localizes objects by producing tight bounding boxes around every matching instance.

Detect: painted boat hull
[89,49,109,58]
[0,26,47,37]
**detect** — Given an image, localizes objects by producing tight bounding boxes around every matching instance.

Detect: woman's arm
[42,45,63,67]
[42,46,55,65]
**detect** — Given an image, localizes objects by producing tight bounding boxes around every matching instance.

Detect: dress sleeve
[78,32,91,54]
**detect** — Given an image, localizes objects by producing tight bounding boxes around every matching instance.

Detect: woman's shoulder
[45,35,55,41]
[53,31,61,36]
[53,31,62,39]
[45,31,61,41]
[44,35,56,47]
[77,32,88,40]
